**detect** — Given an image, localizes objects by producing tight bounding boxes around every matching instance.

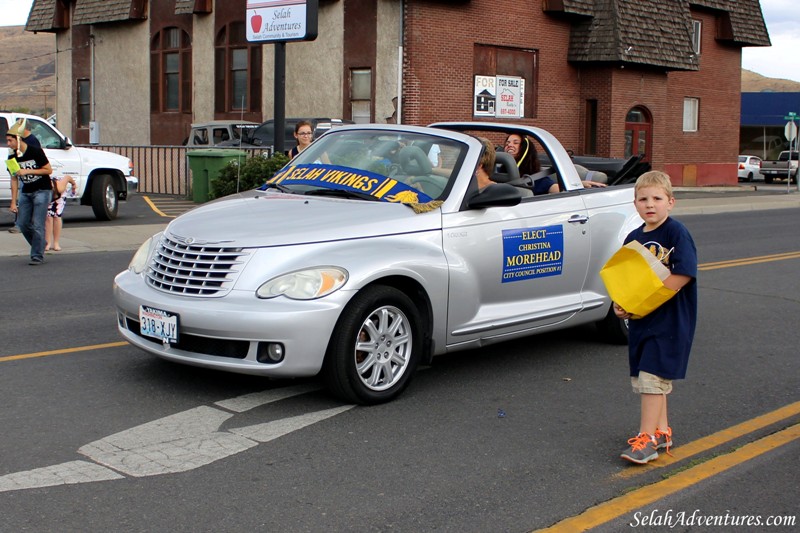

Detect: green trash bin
[186,149,248,203]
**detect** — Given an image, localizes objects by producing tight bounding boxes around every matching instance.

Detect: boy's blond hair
[634,170,674,198]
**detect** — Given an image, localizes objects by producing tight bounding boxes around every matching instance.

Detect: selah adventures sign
[246,0,318,43]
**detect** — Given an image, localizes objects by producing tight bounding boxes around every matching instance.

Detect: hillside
[741,69,800,92]
[0,26,56,115]
[0,25,798,117]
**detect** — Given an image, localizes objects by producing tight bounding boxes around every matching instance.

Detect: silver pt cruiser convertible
[113,122,642,404]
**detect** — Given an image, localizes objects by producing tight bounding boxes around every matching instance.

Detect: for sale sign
[246,0,318,43]
[473,75,525,118]
[496,76,523,118]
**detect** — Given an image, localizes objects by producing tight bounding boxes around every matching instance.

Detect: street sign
[785,121,798,142]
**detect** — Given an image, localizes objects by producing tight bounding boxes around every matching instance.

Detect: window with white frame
[683,97,699,132]
[691,19,702,55]
[350,68,372,124]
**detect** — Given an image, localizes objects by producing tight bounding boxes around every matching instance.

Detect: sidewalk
[0,223,167,258]
[1,188,798,258]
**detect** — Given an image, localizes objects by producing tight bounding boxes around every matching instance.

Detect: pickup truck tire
[323,286,422,405]
[596,304,629,345]
[91,174,119,220]
[764,174,774,184]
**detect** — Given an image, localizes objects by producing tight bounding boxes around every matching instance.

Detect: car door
[23,116,84,189]
[442,192,591,348]
[0,116,10,204]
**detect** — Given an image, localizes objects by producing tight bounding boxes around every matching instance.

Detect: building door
[624,107,652,163]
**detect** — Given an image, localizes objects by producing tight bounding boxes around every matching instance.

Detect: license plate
[139,306,179,344]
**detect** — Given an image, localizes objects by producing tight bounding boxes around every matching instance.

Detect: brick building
[26,0,770,185]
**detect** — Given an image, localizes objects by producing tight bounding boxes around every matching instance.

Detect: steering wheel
[408,175,446,197]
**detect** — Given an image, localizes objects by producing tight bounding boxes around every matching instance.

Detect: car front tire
[323,285,422,405]
[91,174,119,220]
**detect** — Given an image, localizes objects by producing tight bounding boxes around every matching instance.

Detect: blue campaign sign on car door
[501,225,564,282]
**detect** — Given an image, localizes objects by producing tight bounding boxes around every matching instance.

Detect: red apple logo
[250,11,262,33]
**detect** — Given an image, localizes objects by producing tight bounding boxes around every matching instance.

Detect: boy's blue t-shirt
[625,217,698,380]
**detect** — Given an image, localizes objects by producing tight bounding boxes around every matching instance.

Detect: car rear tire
[323,286,422,405]
[746,172,753,182]
[596,304,629,345]
[91,174,119,220]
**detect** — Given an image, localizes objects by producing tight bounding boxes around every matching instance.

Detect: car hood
[165,191,442,247]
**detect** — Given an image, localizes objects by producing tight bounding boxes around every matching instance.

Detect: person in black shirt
[7,119,53,265]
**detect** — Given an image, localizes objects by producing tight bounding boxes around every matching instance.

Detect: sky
[1,0,798,82]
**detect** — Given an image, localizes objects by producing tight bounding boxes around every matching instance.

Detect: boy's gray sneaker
[654,427,673,451]
[620,433,659,464]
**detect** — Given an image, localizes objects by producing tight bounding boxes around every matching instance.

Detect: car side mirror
[466,183,522,209]
[63,137,72,148]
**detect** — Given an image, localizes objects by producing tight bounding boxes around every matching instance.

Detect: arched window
[215,22,262,113]
[624,106,652,163]
[150,27,192,113]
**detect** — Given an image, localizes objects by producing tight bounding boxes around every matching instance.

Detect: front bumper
[113,269,353,377]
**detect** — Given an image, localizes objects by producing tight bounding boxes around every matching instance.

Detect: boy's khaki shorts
[631,371,673,394]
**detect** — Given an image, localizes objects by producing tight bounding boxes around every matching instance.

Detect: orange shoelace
[626,433,655,451]
[655,427,674,456]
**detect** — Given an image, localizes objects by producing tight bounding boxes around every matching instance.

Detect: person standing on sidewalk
[6,119,53,265]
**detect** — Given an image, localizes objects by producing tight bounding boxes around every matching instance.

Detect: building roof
[694,0,771,46]
[26,0,58,32]
[72,0,144,26]
[566,0,770,71]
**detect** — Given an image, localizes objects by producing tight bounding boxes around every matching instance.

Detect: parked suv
[217,117,353,149]
[184,120,259,147]
[1,112,134,220]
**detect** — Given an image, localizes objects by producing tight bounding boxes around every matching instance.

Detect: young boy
[613,171,698,464]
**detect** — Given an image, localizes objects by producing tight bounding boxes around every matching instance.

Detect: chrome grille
[146,235,250,296]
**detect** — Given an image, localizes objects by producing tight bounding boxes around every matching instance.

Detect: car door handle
[568,214,589,224]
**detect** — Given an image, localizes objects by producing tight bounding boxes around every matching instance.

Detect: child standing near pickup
[613,171,698,464]
[45,174,78,252]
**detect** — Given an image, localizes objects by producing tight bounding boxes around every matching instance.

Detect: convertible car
[114,122,642,404]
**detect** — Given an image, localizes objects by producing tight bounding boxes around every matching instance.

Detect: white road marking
[0,386,354,492]
[215,383,321,413]
[0,461,123,492]
[230,406,355,442]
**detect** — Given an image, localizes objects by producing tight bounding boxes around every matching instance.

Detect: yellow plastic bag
[6,158,20,176]
[599,240,677,319]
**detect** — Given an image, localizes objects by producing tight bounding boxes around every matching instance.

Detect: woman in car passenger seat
[504,133,559,195]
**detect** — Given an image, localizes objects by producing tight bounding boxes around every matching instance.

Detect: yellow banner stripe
[374,178,398,198]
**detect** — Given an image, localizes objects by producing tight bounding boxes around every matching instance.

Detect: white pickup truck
[760,151,798,184]
[1,112,134,220]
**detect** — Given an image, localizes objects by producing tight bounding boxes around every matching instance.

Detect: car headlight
[129,233,161,274]
[257,267,348,300]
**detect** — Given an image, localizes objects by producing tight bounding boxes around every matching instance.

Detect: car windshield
[266,129,468,204]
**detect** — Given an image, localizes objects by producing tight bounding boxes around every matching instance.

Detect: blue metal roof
[741,92,800,126]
